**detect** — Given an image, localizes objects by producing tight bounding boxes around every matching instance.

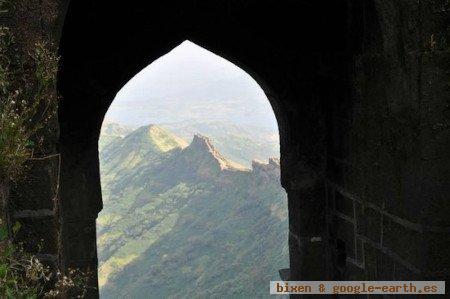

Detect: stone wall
[1,0,68,284]
[325,0,450,281]
[3,0,449,298]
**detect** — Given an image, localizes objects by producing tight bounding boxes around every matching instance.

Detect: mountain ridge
[97,123,288,298]
[160,120,279,167]
[100,122,282,178]
[186,134,248,172]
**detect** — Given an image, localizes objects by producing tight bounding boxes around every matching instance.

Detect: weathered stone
[2,1,449,297]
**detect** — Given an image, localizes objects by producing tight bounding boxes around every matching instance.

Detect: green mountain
[160,120,279,167]
[99,122,134,151]
[97,124,288,298]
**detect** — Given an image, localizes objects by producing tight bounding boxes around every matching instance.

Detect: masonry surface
[3,0,450,298]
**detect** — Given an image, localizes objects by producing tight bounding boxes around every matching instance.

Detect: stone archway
[57,1,334,293]
[56,0,450,297]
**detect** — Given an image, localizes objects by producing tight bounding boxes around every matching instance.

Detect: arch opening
[96,40,289,298]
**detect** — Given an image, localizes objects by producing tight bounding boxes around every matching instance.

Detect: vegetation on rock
[0,26,58,182]
[0,219,90,298]
[0,2,90,297]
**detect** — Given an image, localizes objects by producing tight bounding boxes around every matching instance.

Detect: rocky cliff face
[252,157,281,182]
[161,120,280,168]
[172,133,248,178]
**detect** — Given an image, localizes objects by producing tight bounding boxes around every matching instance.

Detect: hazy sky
[104,41,278,130]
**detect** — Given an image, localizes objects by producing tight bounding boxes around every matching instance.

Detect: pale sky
[104,40,278,130]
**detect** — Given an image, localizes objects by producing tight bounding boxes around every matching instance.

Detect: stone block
[15,215,58,254]
[11,158,59,210]
[383,217,421,269]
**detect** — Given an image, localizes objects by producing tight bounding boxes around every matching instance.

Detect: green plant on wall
[0,26,58,182]
[0,221,48,297]
[0,219,90,298]
[0,1,91,297]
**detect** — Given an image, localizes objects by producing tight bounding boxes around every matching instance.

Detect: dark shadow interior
[57,0,365,292]
[57,1,450,296]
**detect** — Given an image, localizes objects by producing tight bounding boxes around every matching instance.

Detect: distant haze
[104,41,278,131]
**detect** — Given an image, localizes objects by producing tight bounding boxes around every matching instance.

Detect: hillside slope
[97,125,288,298]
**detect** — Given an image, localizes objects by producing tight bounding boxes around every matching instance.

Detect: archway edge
[57,0,354,296]
[57,0,349,146]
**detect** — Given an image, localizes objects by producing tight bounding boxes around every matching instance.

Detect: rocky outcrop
[251,157,281,182]
[184,134,248,173]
